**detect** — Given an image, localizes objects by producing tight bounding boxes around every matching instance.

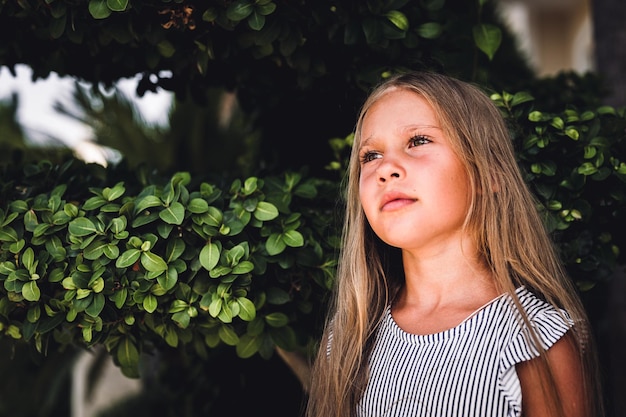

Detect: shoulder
[515,286,567,319]
[515,286,574,339]
[516,330,587,416]
[500,286,575,364]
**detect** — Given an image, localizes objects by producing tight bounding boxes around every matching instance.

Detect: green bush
[0,160,338,377]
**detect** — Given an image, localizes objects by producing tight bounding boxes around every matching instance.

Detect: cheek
[358,185,376,223]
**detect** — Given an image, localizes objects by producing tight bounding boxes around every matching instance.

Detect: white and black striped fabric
[356,287,573,417]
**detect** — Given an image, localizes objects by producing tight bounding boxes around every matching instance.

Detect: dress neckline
[386,286,526,343]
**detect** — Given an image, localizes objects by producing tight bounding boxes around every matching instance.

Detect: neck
[398,243,497,310]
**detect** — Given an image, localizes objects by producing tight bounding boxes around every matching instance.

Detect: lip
[380,191,416,211]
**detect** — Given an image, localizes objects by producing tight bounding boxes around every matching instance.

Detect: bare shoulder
[516,331,587,417]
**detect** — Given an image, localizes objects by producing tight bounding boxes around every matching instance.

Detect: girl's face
[358,89,472,255]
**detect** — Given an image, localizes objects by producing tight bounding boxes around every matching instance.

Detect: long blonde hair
[306,71,602,417]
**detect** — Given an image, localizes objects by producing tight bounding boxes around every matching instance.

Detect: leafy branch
[0,166,338,377]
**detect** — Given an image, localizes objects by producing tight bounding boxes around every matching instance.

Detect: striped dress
[356,287,573,417]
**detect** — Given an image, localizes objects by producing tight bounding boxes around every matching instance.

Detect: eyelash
[360,135,431,164]
[409,135,431,147]
[360,151,378,164]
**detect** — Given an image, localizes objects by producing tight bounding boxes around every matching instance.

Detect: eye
[360,150,380,164]
[408,135,431,148]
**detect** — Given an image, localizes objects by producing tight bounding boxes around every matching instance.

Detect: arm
[516,332,587,417]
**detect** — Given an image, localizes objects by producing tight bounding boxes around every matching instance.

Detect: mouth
[380,192,416,211]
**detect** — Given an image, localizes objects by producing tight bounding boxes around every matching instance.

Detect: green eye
[409,135,431,147]
[360,151,380,163]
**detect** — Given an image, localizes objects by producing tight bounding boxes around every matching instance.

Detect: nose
[378,172,400,183]
[376,158,402,183]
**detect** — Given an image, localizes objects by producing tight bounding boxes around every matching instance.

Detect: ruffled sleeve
[499,287,575,416]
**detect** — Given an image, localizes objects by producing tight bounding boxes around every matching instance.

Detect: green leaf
[248,11,265,31]
[577,162,598,176]
[115,249,141,268]
[257,2,276,15]
[232,261,254,275]
[32,223,51,238]
[103,244,120,260]
[8,200,28,213]
[597,106,616,115]
[45,236,67,261]
[69,217,98,237]
[242,177,258,195]
[0,227,18,242]
[385,10,409,31]
[159,202,185,225]
[209,298,223,317]
[417,22,442,39]
[236,297,256,321]
[565,127,580,140]
[141,252,168,273]
[111,288,128,309]
[550,117,565,130]
[200,242,221,271]
[24,210,38,232]
[63,203,78,217]
[510,91,534,107]
[86,293,105,317]
[226,0,253,21]
[110,217,127,235]
[171,311,190,328]
[253,201,279,221]
[165,239,186,262]
[164,326,179,347]
[90,276,105,293]
[187,198,209,214]
[21,247,35,270]
[204,207,223,227]
[135,195,163,213]
[209,265,232,278]
[88,0,112,19]
[283,230,304,247]
[265,312,289,327]
[218,325,239,346]
[472,24,502,61]
[62,276,77,290]
[266,233,286,255]
[117,338,140,378]
[37,313,65,334]
[294,182,317,199]
[528,111,544,122]
[236,334,261,358]
[106,0,127,12]
[9,239,25,254]
[143,294,158,313]
[0,261,16,275]
[22,281,41,302]
[82,196,107,211]
[101,184,124,202]
[157,267,178,291]
[84,240,107,260]
[202,7,218,22]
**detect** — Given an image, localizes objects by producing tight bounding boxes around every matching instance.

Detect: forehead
[359,89,439,140]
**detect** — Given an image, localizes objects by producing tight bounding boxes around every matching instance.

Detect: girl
[306,71,602,417]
